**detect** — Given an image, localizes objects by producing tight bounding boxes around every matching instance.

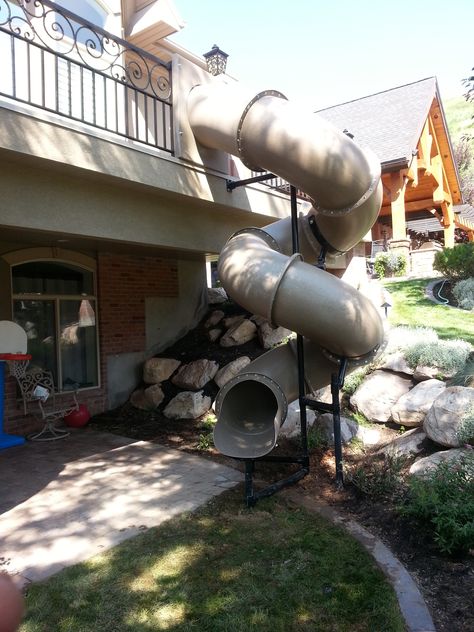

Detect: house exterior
[0,0,294,436]
[0,3,468,440]
[317,78,471,276]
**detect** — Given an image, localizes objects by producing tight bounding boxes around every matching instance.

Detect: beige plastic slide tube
[187,81,384,459]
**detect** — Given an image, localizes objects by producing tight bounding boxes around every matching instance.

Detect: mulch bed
[89,298,473,632]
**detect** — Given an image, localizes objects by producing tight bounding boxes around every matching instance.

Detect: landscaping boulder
[258,322,292,350]
[413,365,440,381]
[208,328,222,342]
[423,386,474,447]
[207,287,227,304]
[315,413,358,444]
[279,400,316,439]
[163,391,212,420]
[379,428,428,458]
[391,379,446,427]
[350,370,412,423]
[356,425,382,446]
[250,314,267,327]
[172,359,219,390]
[130,384,164,410]
[214,357,251,389]
[205,310,224,328]
[143,357,180,384]
[409,447,473,477]
[223,315,245,328]
[378,352,414,376]
[220,319,257,347]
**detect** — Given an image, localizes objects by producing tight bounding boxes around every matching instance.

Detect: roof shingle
[316,77,438,166]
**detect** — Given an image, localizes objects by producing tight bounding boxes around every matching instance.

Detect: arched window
[10,255,99,392]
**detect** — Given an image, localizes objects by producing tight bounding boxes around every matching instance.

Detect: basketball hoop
[0,321,31,450]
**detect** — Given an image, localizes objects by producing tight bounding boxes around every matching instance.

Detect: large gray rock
[214,357,251,389]
[205,310,224,328]
[409,448,473,477]
[379,352,414,376]
[423,386,474,447]
[315,413,358,444]
[207,287,227,304]
[143,357,180,384]
[163,391,211,420]
[279,400,317,439]
[391,379,446,427]
[220,319,257,347]
[208,328,222,342]
[130,384,164,410]
[258,322,292,350]
[223,315,245,329]
[350,370,412,423]
[356,425,383,446]
[413,365,440,382]
[379,428,428,458]
[172,359,219,390]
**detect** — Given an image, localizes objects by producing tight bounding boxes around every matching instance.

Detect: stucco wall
[145,258,207,355]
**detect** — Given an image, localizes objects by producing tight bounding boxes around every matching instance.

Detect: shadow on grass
[20,488,404,632]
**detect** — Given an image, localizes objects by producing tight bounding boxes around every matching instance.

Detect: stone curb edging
[425,278,458,310]
[283,490,436,632]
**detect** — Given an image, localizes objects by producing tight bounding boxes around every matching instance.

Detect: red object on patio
[64,404,91,428]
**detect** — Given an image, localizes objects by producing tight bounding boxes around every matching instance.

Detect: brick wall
[3,252,179,436]
[97,254,178,356]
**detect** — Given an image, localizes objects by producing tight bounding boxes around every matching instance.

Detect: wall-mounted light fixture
[203,44,228,76]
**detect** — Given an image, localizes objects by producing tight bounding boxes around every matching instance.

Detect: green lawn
[384,278,474,345]
[20,489,404,632]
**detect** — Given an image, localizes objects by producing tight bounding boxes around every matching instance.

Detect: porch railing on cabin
[0,0,173,153]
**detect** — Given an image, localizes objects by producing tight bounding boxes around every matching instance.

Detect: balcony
[0,0,173,153]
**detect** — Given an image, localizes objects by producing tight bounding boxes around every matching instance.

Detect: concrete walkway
[0,430,241,586]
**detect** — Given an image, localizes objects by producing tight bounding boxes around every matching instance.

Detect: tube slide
[187,82,384,459]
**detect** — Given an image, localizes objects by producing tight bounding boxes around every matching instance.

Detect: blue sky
[170,0,473,110]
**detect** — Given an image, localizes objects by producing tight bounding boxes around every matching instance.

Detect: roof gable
[316,77,438,167]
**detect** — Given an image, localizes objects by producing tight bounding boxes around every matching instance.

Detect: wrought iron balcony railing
[0,0,173,153]
[251,172,311,201]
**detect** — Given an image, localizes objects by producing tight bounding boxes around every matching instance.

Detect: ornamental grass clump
[403,338,472,375]
[400,455,474,554]
[384,325,438,355]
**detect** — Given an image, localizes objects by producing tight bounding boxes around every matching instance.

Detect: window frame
[5,248,100,393]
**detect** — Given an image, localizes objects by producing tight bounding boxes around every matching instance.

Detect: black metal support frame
[227,178,348,505]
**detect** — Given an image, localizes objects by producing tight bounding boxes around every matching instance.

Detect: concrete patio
[0,429,242,587]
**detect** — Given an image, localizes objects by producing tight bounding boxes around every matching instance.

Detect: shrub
[374,252,407,279]
[449,355,474,387]
[433,242,474,280]
[403,339,472,374]
[342,366,370,395]
[345,456,406,500]
[400,455,474,554]
[453,277,474,310]
[457,407,474,446]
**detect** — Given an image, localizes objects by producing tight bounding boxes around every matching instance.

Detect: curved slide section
[187,82,384,459]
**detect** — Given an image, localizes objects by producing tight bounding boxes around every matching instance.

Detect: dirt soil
[90,299,473,632]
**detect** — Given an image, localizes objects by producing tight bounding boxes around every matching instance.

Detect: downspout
[187,82,384,459]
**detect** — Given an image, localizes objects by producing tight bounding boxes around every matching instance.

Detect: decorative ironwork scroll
[0,0,173,151]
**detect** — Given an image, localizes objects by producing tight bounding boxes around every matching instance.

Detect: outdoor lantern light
[203,45,228,76]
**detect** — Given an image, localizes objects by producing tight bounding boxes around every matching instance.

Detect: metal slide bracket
[226,181,347,505]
